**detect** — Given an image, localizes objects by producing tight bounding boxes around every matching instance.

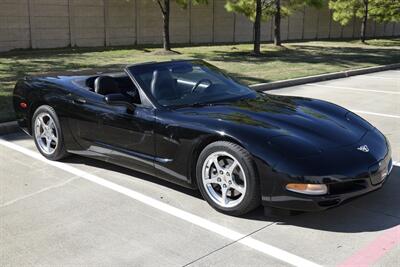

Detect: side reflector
[286,183,328,195]
[20,102,28,109]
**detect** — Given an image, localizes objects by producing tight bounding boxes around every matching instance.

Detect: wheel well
[27,101,47,134]
[189,135,248,189]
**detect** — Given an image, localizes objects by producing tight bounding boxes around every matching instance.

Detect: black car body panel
[13,60,392,211]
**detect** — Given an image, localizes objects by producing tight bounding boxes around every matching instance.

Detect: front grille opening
[329,179,367,195]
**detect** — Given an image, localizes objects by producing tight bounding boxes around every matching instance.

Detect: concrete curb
[0,121,19,136]
[250,63,400,91]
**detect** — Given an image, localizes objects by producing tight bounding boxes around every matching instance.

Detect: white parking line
[306,84,400,95]
[350,110,400,119]
[394,161,400,167]
[0,139,321,267]
[1,177,79,208]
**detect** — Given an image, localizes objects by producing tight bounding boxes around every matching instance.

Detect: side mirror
[104,93,135,111]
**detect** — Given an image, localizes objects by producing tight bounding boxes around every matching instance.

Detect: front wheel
[32,105,68,161]
[196,141,260,216]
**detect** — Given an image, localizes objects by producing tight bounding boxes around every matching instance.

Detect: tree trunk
[274,0,281,46]
[161,0,171,51]
[360,0,368,43]
[253,0,262,55]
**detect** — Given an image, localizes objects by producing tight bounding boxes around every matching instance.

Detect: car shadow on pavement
[62,154,204,200]
[3,132,399,234]
[64,154,400,234]
[245,166,400,233]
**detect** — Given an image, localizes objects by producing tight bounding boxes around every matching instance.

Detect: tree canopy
[330,0,400,25]
[225,0,323,21]
[225,0,323,48]
[173,0,208,8]
[329,0,400,42]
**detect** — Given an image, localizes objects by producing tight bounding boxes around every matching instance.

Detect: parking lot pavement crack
[182,222,277,267]
[0,177,80,208]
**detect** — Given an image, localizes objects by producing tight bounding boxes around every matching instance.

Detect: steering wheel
[191,79,212,93]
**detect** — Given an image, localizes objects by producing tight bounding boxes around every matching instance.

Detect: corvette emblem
[357,145,369,153]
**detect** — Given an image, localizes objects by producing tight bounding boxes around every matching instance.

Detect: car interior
[83,69,205,105]
[79,65,230,107]
[134,65,220,104]
[85,73,141,104]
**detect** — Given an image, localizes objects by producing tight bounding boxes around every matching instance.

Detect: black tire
[196,141,260,216]
[32,105,69,161]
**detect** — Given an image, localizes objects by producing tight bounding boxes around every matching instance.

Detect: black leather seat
[94,76,121,95]
[150,68,178,101]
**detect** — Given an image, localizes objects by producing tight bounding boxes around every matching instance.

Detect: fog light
[286,183,328,195]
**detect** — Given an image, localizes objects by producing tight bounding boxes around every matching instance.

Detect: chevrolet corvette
[13,60,393,215]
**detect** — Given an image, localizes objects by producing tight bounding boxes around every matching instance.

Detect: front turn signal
[286,183,328,195]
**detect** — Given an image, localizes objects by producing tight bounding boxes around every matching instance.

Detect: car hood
[176,94,370,151]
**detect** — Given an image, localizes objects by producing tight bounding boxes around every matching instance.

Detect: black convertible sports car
[13,60,393,215]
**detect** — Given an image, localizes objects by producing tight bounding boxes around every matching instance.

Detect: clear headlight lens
[286,183,328,195]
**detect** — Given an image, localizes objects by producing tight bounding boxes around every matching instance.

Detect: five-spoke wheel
[34,113,58,155]
[32,105,68,160]
[197,141,260,215]
[202,151,246,208]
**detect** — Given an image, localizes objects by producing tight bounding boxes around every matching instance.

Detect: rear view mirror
[104,93,135,111]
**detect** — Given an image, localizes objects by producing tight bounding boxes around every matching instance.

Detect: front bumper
[263,156,393,212]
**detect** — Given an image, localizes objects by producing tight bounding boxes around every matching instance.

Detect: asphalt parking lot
[1,70,399,267]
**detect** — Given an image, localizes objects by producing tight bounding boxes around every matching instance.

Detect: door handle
[72,97,87,104]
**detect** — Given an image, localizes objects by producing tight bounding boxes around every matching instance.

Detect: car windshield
[127,61,256,107]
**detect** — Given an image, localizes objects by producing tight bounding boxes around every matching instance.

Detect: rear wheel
[196,141,260,216]
[32,105,68,160]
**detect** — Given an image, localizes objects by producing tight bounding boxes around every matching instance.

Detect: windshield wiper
[187,102,212,107]
[172,102,212,108]
[172,100,236,109]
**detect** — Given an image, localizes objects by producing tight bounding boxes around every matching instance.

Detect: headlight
[286,183,328,195]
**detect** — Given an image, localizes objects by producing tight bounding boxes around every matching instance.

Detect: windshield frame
[125,59,256,109]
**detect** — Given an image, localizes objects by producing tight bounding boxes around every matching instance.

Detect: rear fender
[13,78,81,151]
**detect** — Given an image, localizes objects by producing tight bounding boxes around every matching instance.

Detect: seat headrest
[94,76,120,95]
[150,68,176,100]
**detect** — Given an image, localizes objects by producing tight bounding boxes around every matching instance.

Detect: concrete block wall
[0,0,30,52]
[0,0,399,52]
[106,0,136,46]
[234,13,253,43]
[280,17,290,40]
[213,0,234,43]
[303,7,319,39]
[170,1,189,44]
[329,12,343,38]
[190,1,213,43]
[383,23,395,37]
[316,5,331,39]
[353,19,362,39]
[288,9,304,40]
[71,0,105,47]
[341,18,354,38]
[30,0,70,49]
[394,23,400,35]
[137,0,162,44]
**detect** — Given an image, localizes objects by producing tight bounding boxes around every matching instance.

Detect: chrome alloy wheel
[202,151,246,208]
[34,113,58,155]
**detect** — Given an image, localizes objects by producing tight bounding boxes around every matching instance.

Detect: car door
[95,102,156,176]
[66,88,106,154]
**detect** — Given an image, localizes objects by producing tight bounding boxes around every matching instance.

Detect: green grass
[1,38,399,122]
